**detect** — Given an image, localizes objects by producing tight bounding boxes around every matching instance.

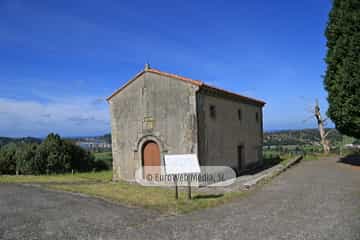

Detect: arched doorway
[142,141,161,178]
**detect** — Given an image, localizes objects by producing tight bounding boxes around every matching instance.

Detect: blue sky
[0,0,333,137]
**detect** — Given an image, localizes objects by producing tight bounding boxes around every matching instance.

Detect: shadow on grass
[192,194,224,200]
[338,154,360,166]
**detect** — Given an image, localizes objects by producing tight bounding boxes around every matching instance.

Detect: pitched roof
[107,68,266,106]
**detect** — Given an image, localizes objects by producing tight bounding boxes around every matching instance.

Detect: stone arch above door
[134,134,167,167]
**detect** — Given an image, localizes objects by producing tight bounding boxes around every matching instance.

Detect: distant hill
[2,130,353,150]
[0,137,42,148]
[0,134,111,149]
[69,130,350,148]
[264,128,343,146]
[68,133,111,144]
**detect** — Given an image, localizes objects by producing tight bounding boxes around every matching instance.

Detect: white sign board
[164,154,201,175]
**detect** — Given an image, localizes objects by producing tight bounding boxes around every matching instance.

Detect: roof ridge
[146,68,203,86]
[146,68,265,105]
[107,67,265,106]
[201,83,266,105]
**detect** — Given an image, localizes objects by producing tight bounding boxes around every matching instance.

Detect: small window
[256,112,259,122]
[238,109,242,121]
[209,105,216,119]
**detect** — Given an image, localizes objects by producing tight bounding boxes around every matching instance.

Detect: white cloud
[0,97,109,137]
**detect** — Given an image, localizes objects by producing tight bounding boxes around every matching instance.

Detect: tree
[36,133,95,174]
[0,143,17,174]
[64,140,94,172]
[14,143,38,175]
[324,0,360,138]
[0,133,97,175]
[41,133,72,173]
[314,100,331,154]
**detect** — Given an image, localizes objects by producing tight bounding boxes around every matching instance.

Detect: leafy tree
[14,143,38,175]
[32,143,49,174]
[41,133,72,173]
[324,0,360,138]
[34,133,96,174]
[0,133,97,175]
[0,143,17,174]
[64,140,94,172]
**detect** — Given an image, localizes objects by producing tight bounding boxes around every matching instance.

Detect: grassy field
[93,151,113,170]
[263,146,342,162]
[0,169,245,214]
[94,151,113,162]
[302,152,339,161]
[0,154,302,215]
[0,171,112,183]
[47,182,245,214]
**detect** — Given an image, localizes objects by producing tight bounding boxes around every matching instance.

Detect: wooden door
[142,141,160,178]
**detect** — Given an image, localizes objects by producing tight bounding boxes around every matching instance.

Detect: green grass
[302,152,339,161]
[262,154,292,169]
[340,148,360,157]
[94,151,113,162]
[0,170,112,184]
[3,152,298,214]
[93,151,113,170]
[279,157,294,166]
[47,182,245,214]
[0,169,246,214]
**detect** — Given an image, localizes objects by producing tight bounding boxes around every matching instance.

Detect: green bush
[64,140,95,172]
[0,133,96,175]
[0,143,17,174]
[14,143,38,175]
[93,151,112,171]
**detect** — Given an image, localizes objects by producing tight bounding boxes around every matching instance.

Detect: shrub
[0,133,97,175]
[14,143,38,175]
[0,143,17,174]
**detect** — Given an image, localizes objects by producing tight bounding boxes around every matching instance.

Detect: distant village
[75,138,111,152]
[72,134,112,152]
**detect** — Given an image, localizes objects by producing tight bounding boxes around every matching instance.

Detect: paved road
[1,157,360,240]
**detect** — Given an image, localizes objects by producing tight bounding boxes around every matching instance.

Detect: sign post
[187,175,191,200]
[174,175,178,200]
[164,154,201,200]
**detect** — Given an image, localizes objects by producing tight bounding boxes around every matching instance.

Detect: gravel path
[1,157,360,240]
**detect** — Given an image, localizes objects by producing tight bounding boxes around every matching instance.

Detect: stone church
[107,64,265,181]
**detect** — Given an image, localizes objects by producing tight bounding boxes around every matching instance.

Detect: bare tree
[314,99,331,154]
